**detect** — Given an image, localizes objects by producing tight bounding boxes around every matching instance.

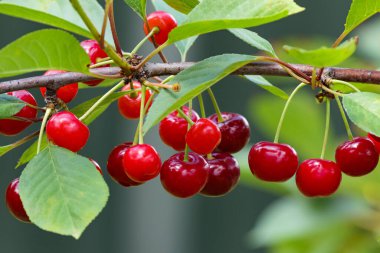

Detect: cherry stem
[311,68,317,88]
[144,17,168,63]
[321,85,344,97]
[331,79,361,93]
[177,108,194,126]
[95,53,132,63]
[143,80,179,91]
[274,83,306,143]
[90,60,114,69]
[131,27,159,55]
[100,0,111,48]
[133,92,155,145]
[37,107,52,154]
[138,85,147,145]
[320,99,331,160]
[184,100,193,162]
[335,95,354,140]
[198,94,206,118]
[108,1,123,56]
[135,42,169,70]
[207,88,223,123]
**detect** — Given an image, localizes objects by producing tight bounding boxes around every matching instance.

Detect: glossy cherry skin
[46,111,90,152]
[335,137,379,177]
[159,106,200,151]
[186,119,222,155]
[89,158,103,175]
[208,112,250,153]
[201,153,240,197]
[123,144,161,183]
[0,90,38,136]
[118,82,153,119]
[143,11,178,45]
[368,133,380,153]
[248,142,299,182]
[296,159,342,197]
[160,152,209,198]
[40,70,78,103]
[107,143,142,187]
[6,178,30,223]
[80,40,109,86]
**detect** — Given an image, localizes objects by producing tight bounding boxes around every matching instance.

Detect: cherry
[40,70,78,103]
[186,118,221,155]
[143,11,177,45]
[368,133,380,153]
[0,90,37,136]
[159,106,200,151]
[46,111,89,152]
[208,112,250,153]
[201,153,240,197]
[248,141,298,182]
[160,152,209,198]
[296,159,342,197]
[118,82,153,119]
[5,178,30,223]
[335,137,379,177]
[80,40,109,86]
[123,144,161,183]
[89,158,103,175]
[107,143,142,187]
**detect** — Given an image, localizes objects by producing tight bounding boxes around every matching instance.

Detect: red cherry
[123,144,161,183]
[89,158,103,175]
[201,153,240,197]
[368,133,380,153]
[186,118,221,155]
[159,106,200,151]
[248,141,299,182]
[143,11,177,45]
[208,112,250,153]
[160,152,209,198]
[117,82,153,119]
[107,143,142,187]
[40,70,78,103]
[0,90,38,136]
[335,137,379,177]
[296,159,342,197]
[5,178,30,223]
[80,40,109,86]
[46,111,89,152]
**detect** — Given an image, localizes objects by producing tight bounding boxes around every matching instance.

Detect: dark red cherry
[160,152,209,198]
[208,112,250,153]
[159,106,200,151]
[368,133,380,153]
[335,137,379,177]
[123,144,161,183]
[46,111,90,152]
[201,153,240,197]
[40,70,78,103]
[296,159,342,197]
[80,40,109,86]
[0,90,37,136]
[107,143,142,187]
[89,158,103,175]
[5,178,30,223]
[143,11,178,45]
[248,141,299,182]
[118,82,153,119]
[186,118,221,155]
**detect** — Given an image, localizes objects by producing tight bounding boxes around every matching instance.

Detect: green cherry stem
[320,99,331,159]
[331,79,361,93]
[177,108,195,126]
[133,92,155,145]
[131,27,159,55]
[274,83,306,143]
[37,107,52,154]
[207,88,223,123]
[138,85,147,145]
[184,100,193,162]
[135,42,170,70]
[321,85,345,97]
[198,94,206,118]
[335,94,354,140]
[90,59,114,69]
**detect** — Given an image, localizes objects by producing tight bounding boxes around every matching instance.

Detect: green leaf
[123,0,147,19]
[19,144,109,239]
[0,94,26,119]
[0,0,112,42]
[168,0,304,43]
[343,92,380,136]
[163,0,199,14]
[283,38,357,67]
[143,54,257,134]
[229,28,277,57]
[0,144,18,157]
[243,75,288,100]
[0,29,90,78]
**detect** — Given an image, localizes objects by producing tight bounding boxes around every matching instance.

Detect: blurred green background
[1,0,380,252]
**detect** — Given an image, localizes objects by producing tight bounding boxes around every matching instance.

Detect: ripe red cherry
[186,119,221,155]
[208,112,250,153]
[248,142,299,182]
[296,159,342,197]
[143,11,178,45]
[89,158,103,175]
[40,70,78,103]
[159,106,200,151]
[46,111,90,152]
[5,178,30,223]
[107,143,142,187]
[118,82,153,119]
[368,133,380,153]
[0,90,37,136]
[160,152,209,198]
[335,137,379,177]
[123,144,161,183]
[80,40,109,86]
[201,153,240,197]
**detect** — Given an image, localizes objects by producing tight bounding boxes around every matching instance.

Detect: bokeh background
[1,0,380,252]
